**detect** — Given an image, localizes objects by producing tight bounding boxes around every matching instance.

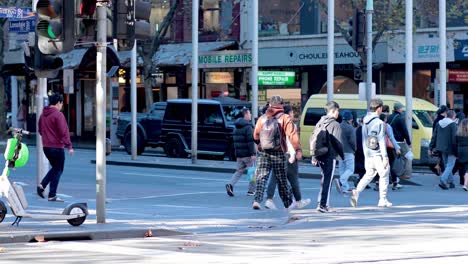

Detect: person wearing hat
[252,95,303,210]
[335,110,356,195]
[387,102,412,179]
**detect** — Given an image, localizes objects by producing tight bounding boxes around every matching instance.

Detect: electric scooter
[0,128,88,226]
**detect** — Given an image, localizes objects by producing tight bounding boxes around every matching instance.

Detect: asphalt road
[1,148,467,263]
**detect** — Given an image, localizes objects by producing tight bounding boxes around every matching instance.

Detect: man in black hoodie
[310,101,344,213]
[387,102,412,179]
[226,108,256,196]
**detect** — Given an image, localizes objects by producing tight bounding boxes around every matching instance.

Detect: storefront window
[151,0,171,36]
[259,0,302,36]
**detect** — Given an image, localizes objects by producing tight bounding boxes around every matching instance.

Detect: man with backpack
[251,96,302,210]
[310,101,344,213]
[350,98,392,208]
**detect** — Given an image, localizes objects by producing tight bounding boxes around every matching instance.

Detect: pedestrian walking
[387,102,412,179]
[37,94,74,202]
[335,110,356,195]
[456,118,468,191]
[430,110,457,190]
[252,96,302,210]
[380,113,402,190]
[353,118,369,189]
[264,104,311,210]
[310,101,344,213]
[429,105,448,176]
[226,107,256,197]
[17,99,28,130]
[350,98,392,208]
[452,112,466,185]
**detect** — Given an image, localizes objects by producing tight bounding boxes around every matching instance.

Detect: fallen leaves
[0,247,6,253]
[34,235,46,243]
[178,240,202,250]
[144,229,153,237]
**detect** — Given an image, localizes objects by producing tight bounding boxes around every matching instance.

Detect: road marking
[122,172,229,182]
[107,191,226,201]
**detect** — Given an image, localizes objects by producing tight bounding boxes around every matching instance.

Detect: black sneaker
[449,182,455,189]
[225,184,234,196]
[439,183,449,190]
[317,205,329,213]
[37,186,45,199]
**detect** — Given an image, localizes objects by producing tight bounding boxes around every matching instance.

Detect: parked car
[117,98,249,160]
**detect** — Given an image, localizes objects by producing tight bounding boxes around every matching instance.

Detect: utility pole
[251,0,259,119]
[439,0,447,106]
[326,0,334,102]
[405,0,413,142]
[366,0,373,108]
[95,0,107,224]
[191,0,199,164]
[131,40,137,160]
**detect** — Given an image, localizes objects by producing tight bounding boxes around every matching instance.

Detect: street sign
[258,71,295,86]
[0,7,34,19]
[8,18,35,33]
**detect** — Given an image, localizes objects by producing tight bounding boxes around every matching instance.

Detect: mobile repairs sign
[258,71,295,86]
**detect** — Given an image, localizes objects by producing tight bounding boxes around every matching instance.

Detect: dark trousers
[41,147,65,198]
[254,151,292,208]
[453,160,466,185]
[317,157,336,208]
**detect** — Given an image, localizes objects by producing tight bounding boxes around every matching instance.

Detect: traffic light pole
[96,1,107,224]
[131,39,137,160]
[191,0,199,164]
[36,78,49,187]
[438,0,447,106]
[326,0,334,102]
[405,0,413,143]
[366,0,373,108]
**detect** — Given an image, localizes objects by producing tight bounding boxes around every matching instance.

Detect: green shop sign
[198,51,252,68]
[258,71,295,86]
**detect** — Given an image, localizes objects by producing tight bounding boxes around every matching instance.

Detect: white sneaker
[350,190,359,207]
[295,199,311,209]
[378,199,393,207]
[265,199,277,210]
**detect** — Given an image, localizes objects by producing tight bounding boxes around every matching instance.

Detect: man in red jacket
[37,94,74,202]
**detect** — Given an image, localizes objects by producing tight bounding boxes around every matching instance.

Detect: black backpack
[310,122,330,158]
[259,113,283,150]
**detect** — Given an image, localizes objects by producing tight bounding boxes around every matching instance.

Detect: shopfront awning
[153,41,237,66]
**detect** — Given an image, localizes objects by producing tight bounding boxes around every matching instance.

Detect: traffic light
[35,0,75,55]
[348,9,365,52]
[113,0,152,51]
[75,0,97,41]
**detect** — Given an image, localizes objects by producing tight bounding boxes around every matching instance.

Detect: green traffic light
[48,25,57,38]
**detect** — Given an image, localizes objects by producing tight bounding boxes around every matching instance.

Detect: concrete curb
[0,228,188,244]
[93,160,421,186]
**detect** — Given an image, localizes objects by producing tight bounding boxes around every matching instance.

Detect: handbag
[391,155,405,177]
[384,124,395,149]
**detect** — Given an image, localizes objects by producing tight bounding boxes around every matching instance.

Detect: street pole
[405,0,413,143]
[439,0,447,106]
[191,0,199,164]
[366,0,373,107]
[11,76,18,128]
[251,0,259,119]
[131,39,137,160]
[326,0,334,102]
[96,1,107,224]
[36,78,49,187]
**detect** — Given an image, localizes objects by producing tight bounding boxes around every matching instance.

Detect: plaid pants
[254,151,292,208]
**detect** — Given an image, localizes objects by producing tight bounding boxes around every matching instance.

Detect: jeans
[41,147,65,198]
[266,154,300,201]
[229,156,256,193]
[440,153,456,185]
[338,153,355,191]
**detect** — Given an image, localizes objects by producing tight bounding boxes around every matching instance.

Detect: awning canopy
[153,41,237,67]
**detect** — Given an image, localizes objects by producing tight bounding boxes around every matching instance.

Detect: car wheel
[165,138,186,158]
[123,131,145,155]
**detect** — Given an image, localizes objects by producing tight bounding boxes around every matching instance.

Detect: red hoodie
[38,106,73,150]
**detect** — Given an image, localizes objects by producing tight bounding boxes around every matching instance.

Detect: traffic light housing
[75,0,97,41]
[113,0,152,51]
[36,0,75,55]
[348,9,365,52]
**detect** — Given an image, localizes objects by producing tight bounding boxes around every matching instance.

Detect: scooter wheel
[0,201,7,223]
[65,204,87,227]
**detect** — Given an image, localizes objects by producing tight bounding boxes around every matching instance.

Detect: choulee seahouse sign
[198,51,252,68]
